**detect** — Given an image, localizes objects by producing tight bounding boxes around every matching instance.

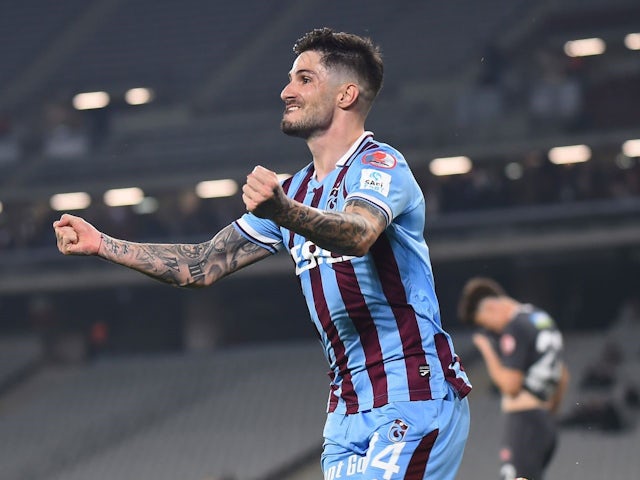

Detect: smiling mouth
[284,104,301,114]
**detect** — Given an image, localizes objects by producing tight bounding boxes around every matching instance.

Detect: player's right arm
[53,213,271,288]
[548,363,570,414]
[472,332,524,397]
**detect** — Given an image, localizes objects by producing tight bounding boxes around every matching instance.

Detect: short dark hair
[457,277,507,325]
[293,27,384,105]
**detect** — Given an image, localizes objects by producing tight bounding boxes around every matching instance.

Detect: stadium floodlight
[104,187,144,207]
[50,192,92,211]
[72,91,110,110]
[563,38,606,57]
[548,145,591,164]
[195,179,238,198]
[125,87,154,105]
[622,139,640,158]
[624,33,640,51]
[429,156,472,176]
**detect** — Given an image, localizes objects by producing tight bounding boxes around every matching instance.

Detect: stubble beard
[280,106,332,139]
[281,118,313,139]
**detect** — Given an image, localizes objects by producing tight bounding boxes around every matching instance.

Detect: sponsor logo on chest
[290,240,355,275]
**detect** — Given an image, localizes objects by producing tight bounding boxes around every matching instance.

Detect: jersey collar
[335,131,374,167]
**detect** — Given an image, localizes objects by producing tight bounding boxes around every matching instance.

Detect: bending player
[458,277,569,480]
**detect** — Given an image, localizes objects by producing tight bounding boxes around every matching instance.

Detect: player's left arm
[473,333,524,396]
[243,166,386,256]
[271,198,386,256]
[548,363,570,414]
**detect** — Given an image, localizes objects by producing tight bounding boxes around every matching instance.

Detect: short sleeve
[343,147,420,226]
[233,213,283,254]
[500,317,533,372]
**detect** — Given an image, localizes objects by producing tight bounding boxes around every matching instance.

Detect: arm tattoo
[274,198,387,256]
[99,224,270,287]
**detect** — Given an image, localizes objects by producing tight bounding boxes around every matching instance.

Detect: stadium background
[0,0,639,479]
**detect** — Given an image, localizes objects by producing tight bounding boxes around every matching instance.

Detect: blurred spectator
[27,294,60,361]
[562,296,640,432]
[41,102,89,159]
[0,114,20,164]
[606,296,640,363]
[12,203,53,249]
[0,213,12,250]
[455,45,507,138]
[0,144,637,252]
[527,47,584,133]
[88,319,110,358]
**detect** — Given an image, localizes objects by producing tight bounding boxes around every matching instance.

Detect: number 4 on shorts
[367,433,406,480]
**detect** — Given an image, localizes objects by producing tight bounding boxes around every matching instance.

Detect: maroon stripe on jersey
[305,181,358,413]
[341,140,378,198]
[404,429,438,479]
[343,135,375,166]
[310,265,359,413]
[334,262,388,407]
[434,333,472,398]
[281,175,294,195]
[360,141,379,153]
[327,163,351,210]
[370,233,432,400]
[287,166,315,249]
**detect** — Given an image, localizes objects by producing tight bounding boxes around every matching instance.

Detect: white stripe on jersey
[235,217,283,249]
[345,192,393,226]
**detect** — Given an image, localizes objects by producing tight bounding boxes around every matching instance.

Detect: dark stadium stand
[0,335,42,393]
[0,342,329,480]
[0,1,87,90]
[0,331,637,480]
[48,1,292,100]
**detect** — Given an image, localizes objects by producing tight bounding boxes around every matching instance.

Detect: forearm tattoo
[275,198,387,255]
[100,224,269,287]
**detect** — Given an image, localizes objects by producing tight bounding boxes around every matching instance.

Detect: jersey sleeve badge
[359,169,392,196]
[362,150,397,169]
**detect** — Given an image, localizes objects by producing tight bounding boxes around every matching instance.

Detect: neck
[306,119,365,181]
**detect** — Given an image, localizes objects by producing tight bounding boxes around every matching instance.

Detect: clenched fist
[242,165,290,220]
[53,213,102,256]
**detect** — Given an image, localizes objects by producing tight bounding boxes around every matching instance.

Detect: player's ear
[337,83,359,109]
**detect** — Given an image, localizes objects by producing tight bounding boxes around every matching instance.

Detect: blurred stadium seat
[0,342,329,480]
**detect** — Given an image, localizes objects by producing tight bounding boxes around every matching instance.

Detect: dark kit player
[458,277,569,480]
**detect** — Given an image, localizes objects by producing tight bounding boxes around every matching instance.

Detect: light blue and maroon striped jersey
[234,132,471,414]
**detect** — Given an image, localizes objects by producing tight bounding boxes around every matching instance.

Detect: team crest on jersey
[500,333,517,356]
[362,150,397,169]
[359,169,391,196]
[327,183,341,210]
[388,419,409,442]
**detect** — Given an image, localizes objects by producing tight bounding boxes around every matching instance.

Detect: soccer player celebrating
[54,28,472,479]
[458,277,569,480]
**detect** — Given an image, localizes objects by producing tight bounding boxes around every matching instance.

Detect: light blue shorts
[322,386,470,480]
